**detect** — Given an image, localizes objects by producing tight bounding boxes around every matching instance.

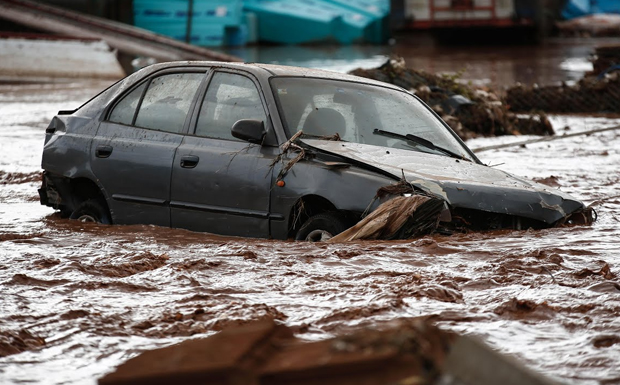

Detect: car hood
[302,140,585,224]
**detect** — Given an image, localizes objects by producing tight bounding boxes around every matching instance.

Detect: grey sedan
[39,62,593,240]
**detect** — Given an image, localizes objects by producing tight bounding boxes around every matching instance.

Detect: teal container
[243,0,338,44]
[243,11,258,44]
[297,0,372,44]
[134,0,242,24]
[322,0,390,43]
[243,0,374,44]
[192,23,227,46]
[133,0,242,46]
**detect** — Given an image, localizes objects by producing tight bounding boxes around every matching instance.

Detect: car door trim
[112,195,284,220]
[112,194,167,205]
[169,200,284,220]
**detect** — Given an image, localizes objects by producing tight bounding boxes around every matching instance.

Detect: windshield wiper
[373,129,469,161]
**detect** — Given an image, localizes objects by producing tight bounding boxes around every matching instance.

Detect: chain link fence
[505,45,620,114]
[505,75,620,114]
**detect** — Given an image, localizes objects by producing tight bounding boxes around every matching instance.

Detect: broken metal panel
[440,181,585,224]
[269,157,395,239]
[42,115,100,179]
[302,139,587,225]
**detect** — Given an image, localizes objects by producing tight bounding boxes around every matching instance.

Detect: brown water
[1,55,620,384]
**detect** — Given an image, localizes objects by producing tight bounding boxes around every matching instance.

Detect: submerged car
[39,61,592,241]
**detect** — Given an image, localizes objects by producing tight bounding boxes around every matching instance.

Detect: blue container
[294,0,373,44]
[224,25,248,46]
[134,0,242,46]
[595,0,620,14]
[561,0,591,19]
[243,0,374,44]
[134,0,242,24]
[243,0,338,44]
[322,0,390,43]
[191,23,227,46]
[243,11,259,44]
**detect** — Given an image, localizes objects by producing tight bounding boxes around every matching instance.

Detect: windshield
[271,77,475,161]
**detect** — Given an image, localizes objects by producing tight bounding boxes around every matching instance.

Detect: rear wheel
[69,199,111,224]
[295,212,350,242]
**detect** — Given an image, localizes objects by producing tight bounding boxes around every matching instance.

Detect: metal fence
[505,75,620,114]
[506,45,620,114]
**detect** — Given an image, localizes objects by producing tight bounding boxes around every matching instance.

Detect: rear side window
[108,72,204,133]
[195,72,266,140]
[135,73,204,133]
[108,82,146,125]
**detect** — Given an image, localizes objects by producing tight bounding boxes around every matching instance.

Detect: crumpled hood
[303,140,585,224]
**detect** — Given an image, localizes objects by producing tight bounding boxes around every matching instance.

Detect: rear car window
[134,73,204,133]
[108,82,147,125]
[104,72,203,133]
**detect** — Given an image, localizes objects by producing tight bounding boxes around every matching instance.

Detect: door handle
[180,155,199,169]
[95,145,113,158]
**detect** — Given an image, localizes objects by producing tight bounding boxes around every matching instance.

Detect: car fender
[41,115,111,211]
[269,158,398,239]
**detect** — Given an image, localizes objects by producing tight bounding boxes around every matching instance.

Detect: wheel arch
[69,177,108,204]
[287,194,359,239]
[48,174,111,220]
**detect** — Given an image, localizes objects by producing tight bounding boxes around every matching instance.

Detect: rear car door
[91,70,205,225]
[170,70,279,237]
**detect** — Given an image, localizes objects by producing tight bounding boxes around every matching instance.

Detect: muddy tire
[295,212,350,242]
[69,199,111,224]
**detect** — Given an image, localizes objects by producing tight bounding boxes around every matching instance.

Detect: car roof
[135,61,403,91]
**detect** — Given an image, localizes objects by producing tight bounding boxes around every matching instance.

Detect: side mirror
[231,119,266,144]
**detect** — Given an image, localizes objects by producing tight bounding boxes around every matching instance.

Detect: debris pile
[556,14,620,37]
[505,45,620,114]
[350,58,554,140]
[99,318,561,385]
[590,45,620,76]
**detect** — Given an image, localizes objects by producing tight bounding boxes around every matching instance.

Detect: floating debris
[328,194,445,242]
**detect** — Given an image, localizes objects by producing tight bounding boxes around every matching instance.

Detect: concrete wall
[0,36,125,81]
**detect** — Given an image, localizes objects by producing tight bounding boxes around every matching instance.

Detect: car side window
[108,82,147,125]
[133,73,204,133]
[195,72,266,140]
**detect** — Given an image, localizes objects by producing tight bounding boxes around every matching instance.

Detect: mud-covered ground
[1,80,619,385]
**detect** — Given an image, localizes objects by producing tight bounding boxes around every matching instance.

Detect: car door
[91,71,206,226]
[170,71,279,237]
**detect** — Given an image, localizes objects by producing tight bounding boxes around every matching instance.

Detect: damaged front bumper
[333,178,595,242]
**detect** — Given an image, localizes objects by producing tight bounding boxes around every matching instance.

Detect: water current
[1,45,619,384]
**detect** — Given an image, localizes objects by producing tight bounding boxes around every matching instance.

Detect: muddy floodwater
[1,73,620,384]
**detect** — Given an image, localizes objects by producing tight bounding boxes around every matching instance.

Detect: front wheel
[69,199,111,224]
[295,212,351,242]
